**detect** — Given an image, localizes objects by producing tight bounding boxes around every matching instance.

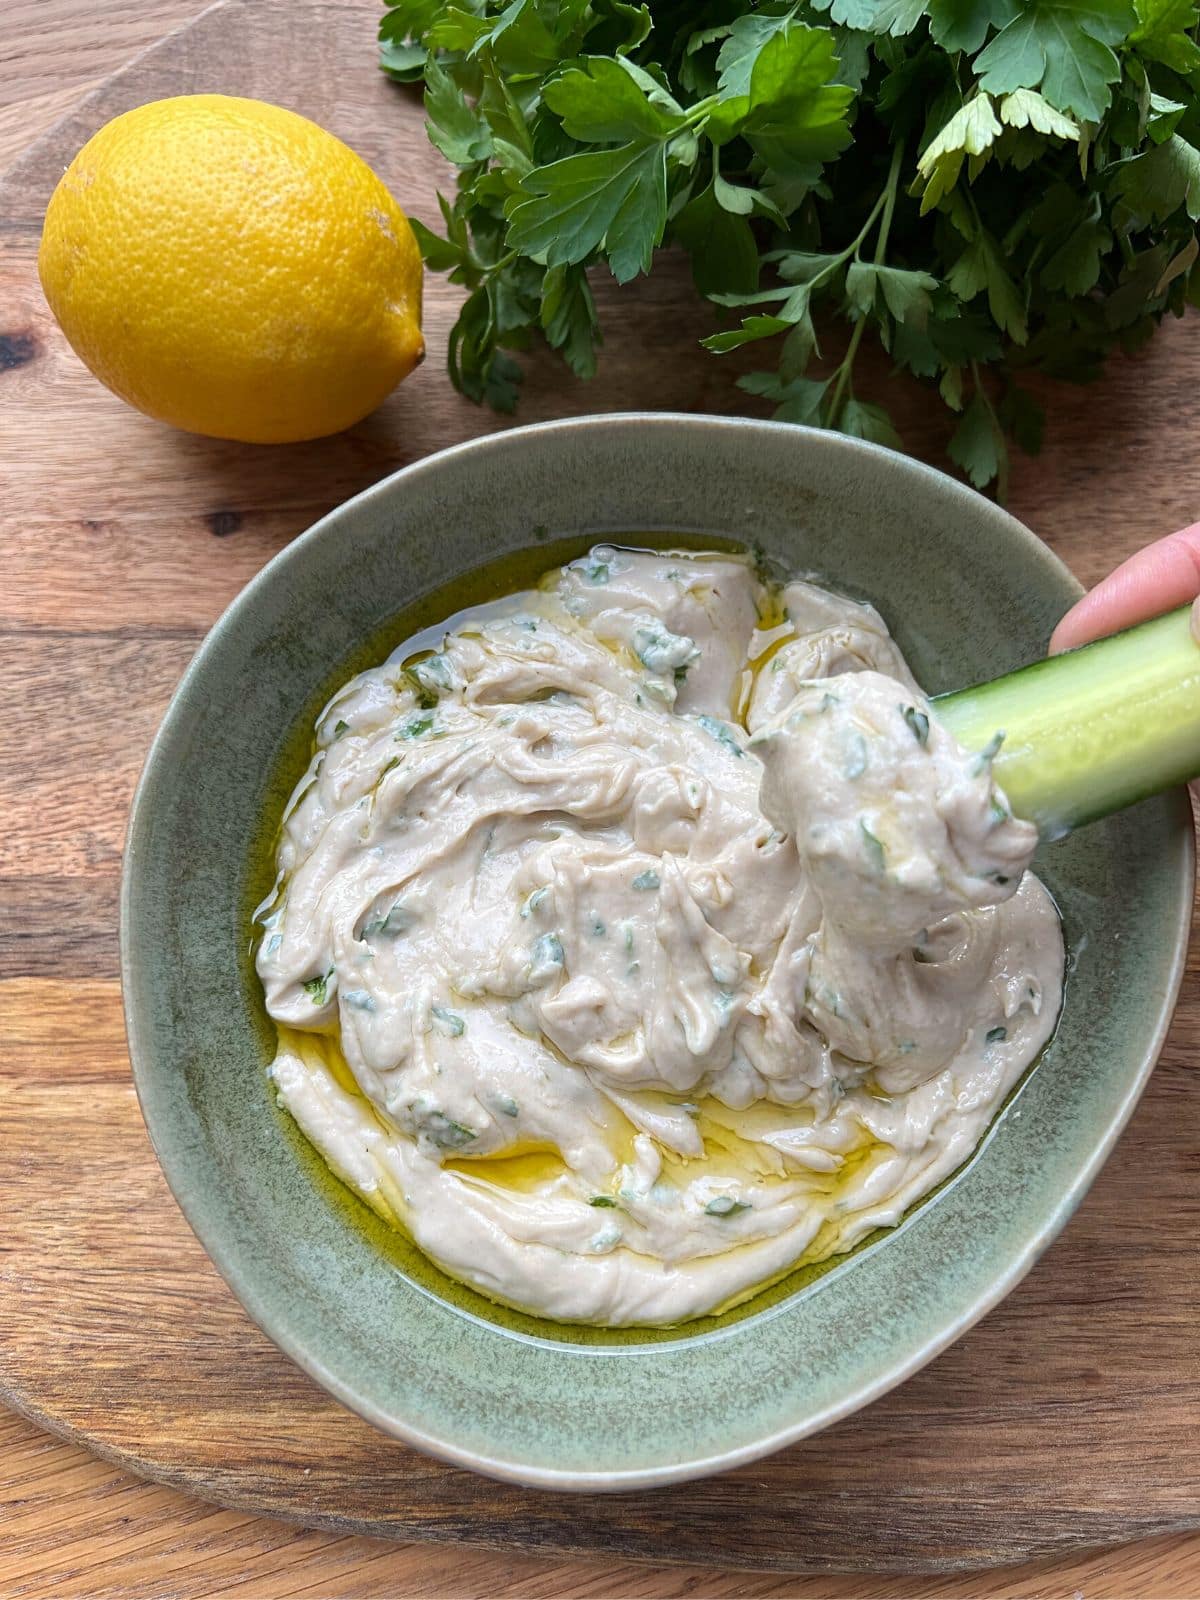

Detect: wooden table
[3,4,1200,1596]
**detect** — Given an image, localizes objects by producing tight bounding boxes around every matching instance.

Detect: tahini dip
[255,547,1064,1327]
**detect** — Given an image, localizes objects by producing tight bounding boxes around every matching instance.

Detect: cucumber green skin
[934,604,1200,837]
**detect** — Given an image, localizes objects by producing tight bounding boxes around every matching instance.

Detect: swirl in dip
[256,546,1063,1327]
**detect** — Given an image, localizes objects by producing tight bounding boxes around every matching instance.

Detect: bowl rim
[121,412,1195,1490]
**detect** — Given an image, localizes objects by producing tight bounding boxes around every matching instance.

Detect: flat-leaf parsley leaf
[382,0,1200,492]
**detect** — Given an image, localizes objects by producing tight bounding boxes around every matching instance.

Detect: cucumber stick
[934,604,1200,836]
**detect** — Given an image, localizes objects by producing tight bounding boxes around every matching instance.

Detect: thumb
[1050,523,1200,654]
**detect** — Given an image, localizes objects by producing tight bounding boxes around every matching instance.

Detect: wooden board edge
[4,1367,1199,1575]
[2,0,1199,1575]
[0,0,236,224]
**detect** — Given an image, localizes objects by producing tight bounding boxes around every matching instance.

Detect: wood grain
[0,0,214,169]
[2,0,1200,1591]
[9,1404,1200,1600]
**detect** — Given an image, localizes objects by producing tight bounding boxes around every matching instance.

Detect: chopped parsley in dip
[257,547,1062,1327]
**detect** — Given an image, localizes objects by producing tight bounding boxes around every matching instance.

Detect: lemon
[38,95,424,443]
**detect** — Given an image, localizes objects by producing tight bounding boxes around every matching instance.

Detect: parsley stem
[686,94,720,130]
[794,184,890,322]
[818,186,890,293]
[846,187,890,262]
[872,138,905,268]
[826,314,866,425]
[828,139,905,426]
[766,190,889,305]
[749,161,896,317]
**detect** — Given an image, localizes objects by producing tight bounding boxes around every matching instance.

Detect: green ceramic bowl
[122,414,1193,1490]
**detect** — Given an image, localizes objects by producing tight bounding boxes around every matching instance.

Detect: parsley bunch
[380,0,1200,493]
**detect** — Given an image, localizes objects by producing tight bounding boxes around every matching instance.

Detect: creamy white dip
[256,546,1064,1327]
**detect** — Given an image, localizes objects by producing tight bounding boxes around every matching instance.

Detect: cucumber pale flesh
[934,604,1200,837]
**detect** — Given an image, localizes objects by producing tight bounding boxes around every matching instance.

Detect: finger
[1049,523,1200,653]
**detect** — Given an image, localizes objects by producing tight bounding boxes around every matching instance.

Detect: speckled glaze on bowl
[121,414,1193,1490]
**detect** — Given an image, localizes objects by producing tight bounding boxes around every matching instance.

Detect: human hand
[1050,522,1200,653]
